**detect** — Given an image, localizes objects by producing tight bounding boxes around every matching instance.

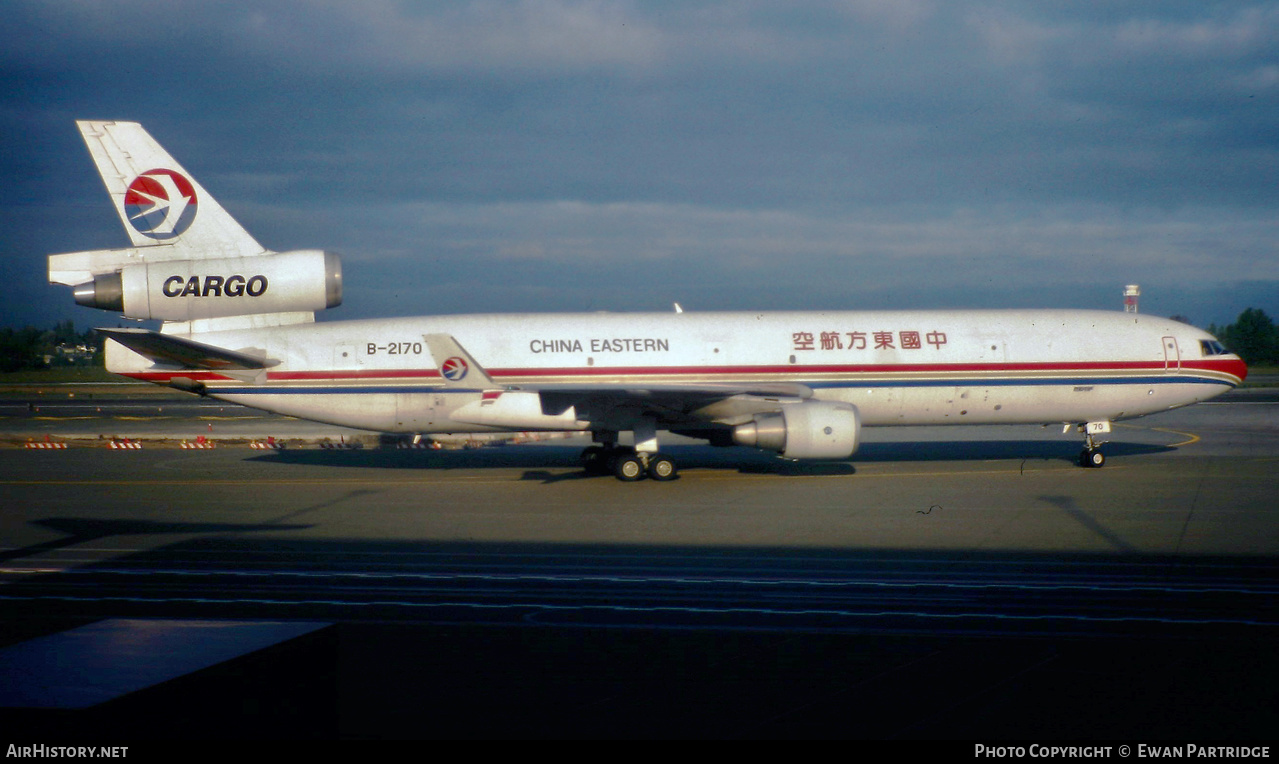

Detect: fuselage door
[1162,336,1180,373]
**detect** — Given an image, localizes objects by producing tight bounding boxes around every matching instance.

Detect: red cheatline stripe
[120,358,1246,384]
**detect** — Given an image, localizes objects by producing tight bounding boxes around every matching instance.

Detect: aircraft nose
[1231,357,1249,384]
[1203,335,1248,385]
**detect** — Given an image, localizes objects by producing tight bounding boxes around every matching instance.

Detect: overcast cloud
[2,0,1275,329]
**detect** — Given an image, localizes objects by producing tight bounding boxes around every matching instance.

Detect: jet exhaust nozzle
[73,272,124,312]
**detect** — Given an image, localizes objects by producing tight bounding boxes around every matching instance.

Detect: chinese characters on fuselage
[791,330,948,351]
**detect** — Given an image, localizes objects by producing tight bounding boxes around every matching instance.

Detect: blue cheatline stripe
[206,375,1234,396]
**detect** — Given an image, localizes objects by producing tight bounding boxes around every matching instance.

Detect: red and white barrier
[250,440,287,450]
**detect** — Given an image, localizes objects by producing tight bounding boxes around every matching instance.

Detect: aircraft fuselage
[110,309,1245,434]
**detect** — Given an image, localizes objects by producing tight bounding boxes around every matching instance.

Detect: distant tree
[0,327,46,372]
[1215,308,1279,366]
[0,321,104,371]
[52,319,87,347]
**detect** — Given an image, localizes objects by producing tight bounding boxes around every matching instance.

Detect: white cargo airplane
[49,121,1247,480]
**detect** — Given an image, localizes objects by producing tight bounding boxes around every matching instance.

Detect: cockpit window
[1200,340,1230,356]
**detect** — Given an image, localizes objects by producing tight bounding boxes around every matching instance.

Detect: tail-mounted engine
[732,400,861,459]
[65,249,342,322]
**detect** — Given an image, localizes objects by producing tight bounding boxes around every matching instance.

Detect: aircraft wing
[447,382,810,432]
[522,381,810,420]
[535,383,812,425]
[98,328,278,371]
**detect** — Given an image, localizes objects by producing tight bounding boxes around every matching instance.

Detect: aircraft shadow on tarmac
[0,517,312,564]
[247,439,1177,480]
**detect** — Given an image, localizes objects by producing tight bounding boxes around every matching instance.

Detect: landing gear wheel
[1080,448,1105,468]
[613,454,645,481]
[647,454,677,481]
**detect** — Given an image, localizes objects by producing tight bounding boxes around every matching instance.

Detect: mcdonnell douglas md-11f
[49,121,1248,480]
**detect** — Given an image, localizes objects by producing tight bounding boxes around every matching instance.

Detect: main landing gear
[581,421,679,481]
[581,445,679,481]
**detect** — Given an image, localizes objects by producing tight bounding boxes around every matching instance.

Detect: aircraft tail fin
[76,120,267,259]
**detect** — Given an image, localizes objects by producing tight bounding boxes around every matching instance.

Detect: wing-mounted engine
[732,400,861,459]
[63,249,342,322]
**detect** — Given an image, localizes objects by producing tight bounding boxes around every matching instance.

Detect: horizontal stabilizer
[98,328,277,371]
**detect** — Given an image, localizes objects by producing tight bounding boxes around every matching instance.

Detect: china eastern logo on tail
[124,169,197,239]
[441,357,468,381]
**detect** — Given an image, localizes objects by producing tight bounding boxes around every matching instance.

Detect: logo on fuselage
[124,169,197,240]
[441,357,468,381]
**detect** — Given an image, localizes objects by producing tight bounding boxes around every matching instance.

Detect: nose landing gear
[1076,421,1111,468]
[1080,446,1106,468]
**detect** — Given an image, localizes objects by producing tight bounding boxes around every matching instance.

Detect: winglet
[422,334,500,389]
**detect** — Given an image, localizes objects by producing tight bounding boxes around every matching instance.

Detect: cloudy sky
[2,1,1275,330]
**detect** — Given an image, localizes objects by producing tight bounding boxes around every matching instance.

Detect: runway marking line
[1148,427,1200,448]
[1115,422,1201,448]
[0,568,65,575]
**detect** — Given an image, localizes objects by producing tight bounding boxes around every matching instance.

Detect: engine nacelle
[732,401,861,459]
[72,249,342,321]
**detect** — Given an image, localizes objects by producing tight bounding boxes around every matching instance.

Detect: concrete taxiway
[0,389,1275,739]
[2,390,1275,554]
